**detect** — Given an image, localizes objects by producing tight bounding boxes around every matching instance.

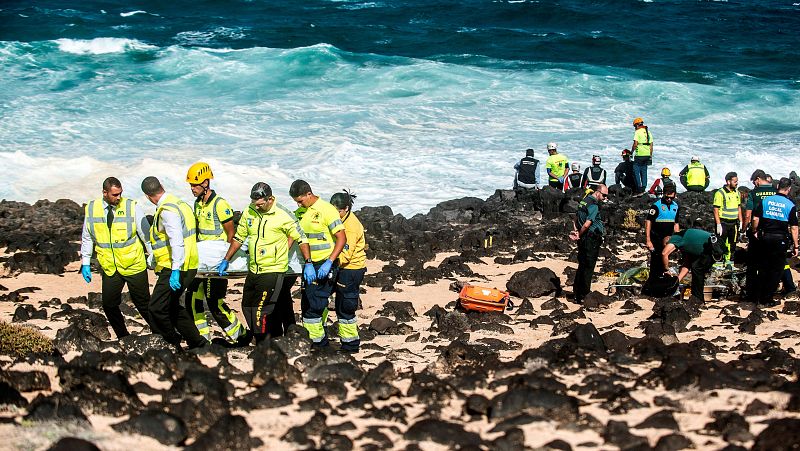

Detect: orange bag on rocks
[458,284,513,312]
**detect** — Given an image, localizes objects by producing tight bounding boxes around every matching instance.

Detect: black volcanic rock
[507,266,561,298]
[0,381,27,407]
[751,418,800,450]
[488,387,579,422]
[602,420,649,450]
[583,291,614,310]
[634,410,680,430]
[0,369,50,392]
[360,361,400,402]
[25,393,88,423]
[376,301,417,322]
[113,410,188,446]
[404,418,482,448]
[53,323,101,355]
[58,365,142,416]
[250,340,302,387]
[567,323,607,353]
[704,410,752,443]
[653,433,693,451]
[46,438,100,451]
[50,308,111,340]
[185,414,256,451]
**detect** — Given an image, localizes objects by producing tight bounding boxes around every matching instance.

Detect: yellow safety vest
[298,198,345,262]
[149,193,199,272]
[634,127,652,157]
[85,197,146,277]
[234,203,305,274]
[714,187,740,221]
[339,212,367,270]
[685,162,707,187]
[546,154,569,182]
[194,193,233,242]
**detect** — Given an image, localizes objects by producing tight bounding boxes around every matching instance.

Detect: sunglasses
[250,188,270,200]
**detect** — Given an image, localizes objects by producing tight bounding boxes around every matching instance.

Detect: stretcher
[195,271,248,279]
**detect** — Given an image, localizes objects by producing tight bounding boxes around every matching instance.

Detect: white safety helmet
[546,142,557,151]
[571,163,580,172]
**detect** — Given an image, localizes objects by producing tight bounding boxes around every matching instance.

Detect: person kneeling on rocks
[569,184,608,304]
[513,148,539,189]
[661,229,725,301]
[218,182,311,344]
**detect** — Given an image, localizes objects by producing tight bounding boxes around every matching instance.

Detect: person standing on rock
[569,184,609,304]
[330,190,367,353]
[184,162,248,344]
[545,142,569,190]
[750,177,799,307]
[742,169,777,302]
[645,183,681,275]
[712,172,742,268]
[631,117,653,194]
[661,229,725,301]
[513,148,539,189]
[141,176,207,349]
[290,179,347,348]
[80,177,155,339]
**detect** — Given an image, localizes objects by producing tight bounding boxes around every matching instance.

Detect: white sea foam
[120,10,146,17]
[54,37,156,54]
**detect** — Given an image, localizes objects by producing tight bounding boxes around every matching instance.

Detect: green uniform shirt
[745,185,777,211]
[668,228,711,257]
[576,194,604,235]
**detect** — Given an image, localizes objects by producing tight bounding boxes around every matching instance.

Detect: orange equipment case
[458,284,511,312]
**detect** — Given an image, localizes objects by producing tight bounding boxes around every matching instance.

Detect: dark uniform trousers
[745,230,762,301]
[649,235,668,275]
[756,233,789,304]
[301,260,339,347]
[101,269,152,339]
[575,231,602,302]
[185,277,238,333]
[335,267,366,352]
[720,219,739,261]
[683,252,714,300]
[272,274,299,337]
[149,269,206,349]
[241,272,284,343]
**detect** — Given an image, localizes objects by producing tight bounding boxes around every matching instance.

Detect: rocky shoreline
[1,186,800,450]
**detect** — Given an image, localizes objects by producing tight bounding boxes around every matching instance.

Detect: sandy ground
[1,247,799,450]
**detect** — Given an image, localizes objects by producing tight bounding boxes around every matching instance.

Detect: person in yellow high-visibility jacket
[80,177,155,338]
[289,180,346,347]
[330,190,367,353]
[679,156,710,192]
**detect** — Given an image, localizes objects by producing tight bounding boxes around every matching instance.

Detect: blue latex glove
[303,262,317,285]
[218,259,230,276]
[316,259,333,279]
[80,265,92,283]
[169,270,182,291]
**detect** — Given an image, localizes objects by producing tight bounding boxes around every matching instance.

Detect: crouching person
[330,191,367,353]
[661,228,725,301]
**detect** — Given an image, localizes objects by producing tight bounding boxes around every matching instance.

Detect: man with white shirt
[141,176,206,349]
[80,177,155,339]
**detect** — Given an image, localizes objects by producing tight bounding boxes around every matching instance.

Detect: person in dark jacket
[581,155,607,191]
[513,148,539,189]
[614,149,636,190]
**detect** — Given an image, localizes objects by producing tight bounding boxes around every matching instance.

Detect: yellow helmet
[186,162,214,184]
[661,167,671,177]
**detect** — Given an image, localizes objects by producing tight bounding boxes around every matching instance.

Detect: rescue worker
[80,177,154,339]
[563,163,583,191]
[743,169,777,302]
[648,167,676,197]
[184,162,247,344]
[712,172,742,267]
[581,155,607,191]
[662,229,725,301]
[289,180,347,347]
[545,142,569,190]
[631,117,653,194]
[751,177,799,307]
[645,184,681,275]
[679,156,710,192]
[614,149,637,191]
[569,184,609,304]
[141,176,206,349]
[513,148,539,189]
[330,190,367,353]
[218,183,310,343]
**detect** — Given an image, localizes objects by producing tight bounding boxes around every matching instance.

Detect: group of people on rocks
[80,164,367,352]
[517,117,799,307]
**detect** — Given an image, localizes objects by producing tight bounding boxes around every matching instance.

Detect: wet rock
[653,433,694,451]
[583,291,614,310]
[360,361,400,401]
[404,418,482,448]
[369,317,397,334]
[53,323,102,354]
[46,437,100,451]
[704,410,752,443]
[0,369,50,392]
[58,365,142,416]
[25,393,88,423]
[113,410,188,446]
[0,381,27,407]
[634,410,680,430]
[377,301,417,322]
[602,420,649,450]
[506,266,561,298]
[751,418,800,451]
[488,387,579,422]
[185,414,257,451]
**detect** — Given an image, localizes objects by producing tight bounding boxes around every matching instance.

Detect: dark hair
[289,179,313,198]
[750,169,766,182]
[102,177,122,192]
[725,171,737,182]
[141,176,164,196]
[778,177,792,190]
[250,182,272,200]
[330,190,356,210]
[663,184,677,196]
[525,148,534,158]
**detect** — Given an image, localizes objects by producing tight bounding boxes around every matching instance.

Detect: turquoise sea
[1,0,799,215]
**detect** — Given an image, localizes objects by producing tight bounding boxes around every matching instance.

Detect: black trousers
[684,253,714,300]
[745,230,762,301]
[241,272,284,343]
[720,220,738,262]
[101,269,152,339]
[756,235,789,304]
[149,269,206,349]
[548,179,562,189]
[575,232,602,302]
[649,236,667,275]
[270,274,298,337]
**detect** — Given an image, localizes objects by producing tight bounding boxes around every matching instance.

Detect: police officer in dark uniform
[743,169,777,301]
[661,229,725,301]
[645,184,681,275]
[751,177,799,307]
[569,184,609,304]
[513,148,539,189]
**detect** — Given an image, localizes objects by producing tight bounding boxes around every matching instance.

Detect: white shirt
[80,198,153,266]
[156,192,186,271]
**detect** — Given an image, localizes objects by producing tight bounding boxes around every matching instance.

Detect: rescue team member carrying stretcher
[218,182,311,345]
[290,180,348,349]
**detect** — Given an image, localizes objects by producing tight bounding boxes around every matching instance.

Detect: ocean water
[1,0,799,215]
